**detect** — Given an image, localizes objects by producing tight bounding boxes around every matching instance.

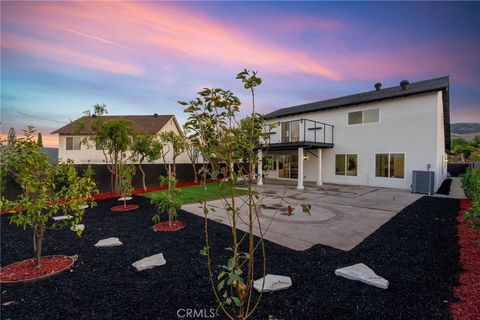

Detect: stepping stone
[253,274,292,292]
[132,253,166,271]
[118,196,133,201]
[70,224,85,232]
[95,237,122,247]
[52,215,73,221]
[335,263,389,289]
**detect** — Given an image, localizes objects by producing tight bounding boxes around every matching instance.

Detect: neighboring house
[259,76,450,191]
[51,114,190,164]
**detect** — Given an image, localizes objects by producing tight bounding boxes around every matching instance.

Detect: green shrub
[461,167,480,229]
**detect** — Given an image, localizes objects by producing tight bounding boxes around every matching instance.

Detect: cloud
[2,33,143,76]
[1,1,341,80]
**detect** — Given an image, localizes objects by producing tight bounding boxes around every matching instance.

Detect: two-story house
[52,114,190,165]
[258,76,450,191]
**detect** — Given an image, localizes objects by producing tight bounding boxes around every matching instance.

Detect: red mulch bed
[0,255,76,284]
[110,204,140,212]
[450,199,480,320]
[0,179,219,215]
[153,220,185,232]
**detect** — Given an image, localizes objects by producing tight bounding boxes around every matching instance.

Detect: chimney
[153,113,158,118]
[374,82,382,91]
[400,80,410,90]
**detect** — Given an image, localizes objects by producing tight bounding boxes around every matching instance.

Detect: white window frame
[374,152,406,179]
[66,136,82,150]
[335,153,358,177]
[348,108,380,126]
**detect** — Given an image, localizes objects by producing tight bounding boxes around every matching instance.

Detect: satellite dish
[8,127,16,145]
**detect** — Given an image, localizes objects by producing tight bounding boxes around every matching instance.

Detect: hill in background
[451,123,480,134]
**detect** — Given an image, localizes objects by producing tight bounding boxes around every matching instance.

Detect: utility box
[412,170,435,195]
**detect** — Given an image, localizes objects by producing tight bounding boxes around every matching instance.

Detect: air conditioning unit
[412,170,435,195]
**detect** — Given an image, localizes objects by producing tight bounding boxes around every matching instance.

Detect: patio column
[257,149,263,186]
[317,149,323,186]
[297,147,304,190]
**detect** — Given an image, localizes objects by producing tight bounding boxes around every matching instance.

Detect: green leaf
[217,279,225,291]
[232,297,242,307]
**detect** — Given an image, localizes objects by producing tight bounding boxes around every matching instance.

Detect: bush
[461,167,480,229]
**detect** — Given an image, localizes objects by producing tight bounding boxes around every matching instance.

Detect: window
[96,141,104,150]
[335,154,357,176]
[348,108,379,125]
[364,109,379,123]
[375,153,404,178]
[348,111,362,125]
[66,137,81,150]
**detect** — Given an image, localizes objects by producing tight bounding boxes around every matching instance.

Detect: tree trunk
[33,224,45,268]
[139,163,147,191]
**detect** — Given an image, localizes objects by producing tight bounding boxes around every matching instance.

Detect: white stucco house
[51,114,190,164]
[258,76,450,192]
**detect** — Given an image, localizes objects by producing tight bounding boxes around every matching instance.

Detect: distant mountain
[451,123,480,134]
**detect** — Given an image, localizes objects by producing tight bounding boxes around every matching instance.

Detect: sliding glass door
[277,155,298,179]
[281,121,300,143]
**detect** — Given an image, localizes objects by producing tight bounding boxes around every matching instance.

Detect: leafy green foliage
[451,136,480,161]
[150,174,183,225]
[78,105,133,193]
[118,162,135,207]
[182,70,267,319]
[461,167,480,229]
[0,126,97,266]
[131,132,163,191]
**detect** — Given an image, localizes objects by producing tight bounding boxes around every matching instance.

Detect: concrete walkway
[434,177,466,199]
[183,184,422,251]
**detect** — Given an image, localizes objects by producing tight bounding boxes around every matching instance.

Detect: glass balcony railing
[261,118,334,146]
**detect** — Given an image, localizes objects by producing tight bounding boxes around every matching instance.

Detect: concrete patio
[182,183,422,251]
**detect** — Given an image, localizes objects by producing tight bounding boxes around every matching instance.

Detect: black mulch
[437,178,453,195]
[1,196,460,320]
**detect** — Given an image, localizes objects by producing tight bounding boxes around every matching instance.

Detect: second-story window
[348,108,379,125]
[66,136,81,150]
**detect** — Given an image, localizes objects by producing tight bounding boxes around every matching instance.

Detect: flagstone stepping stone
[52,215,73,221]
[95,237,122,247]
[132,253,166,271]
[335,263,389,289]
[253,274,292,292]
[70,224,85,232]
[118,196,133,201]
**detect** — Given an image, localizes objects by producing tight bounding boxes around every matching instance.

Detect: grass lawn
[142,182,249,203]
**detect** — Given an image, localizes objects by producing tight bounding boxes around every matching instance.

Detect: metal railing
[261,118,334,145]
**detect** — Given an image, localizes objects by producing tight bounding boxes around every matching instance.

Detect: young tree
[77,105,133,193]
[131,133,163,191]
[182,70,268,320]
[151,131,187,229]
[158,131,187,178]
[37,132,43,147]
[118,162,136,208]
[151,174,183,228]
[0,126,97,267]
[183,127,200,183]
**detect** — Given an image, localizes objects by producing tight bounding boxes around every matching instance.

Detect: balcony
[260,118,334,150]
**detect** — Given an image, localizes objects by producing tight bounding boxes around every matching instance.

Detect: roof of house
[51,114,175,135]
[265,76,451,150]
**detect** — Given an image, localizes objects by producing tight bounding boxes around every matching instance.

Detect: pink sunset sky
[1,1,479,147]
